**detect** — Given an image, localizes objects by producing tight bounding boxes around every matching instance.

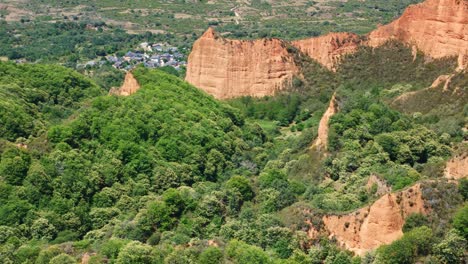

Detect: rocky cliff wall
[292,33,361,71]
[186,0,468,98]
[445,153,468,179]
[368,0,468,69]
[185,28,300,99]
[321,183,427,256]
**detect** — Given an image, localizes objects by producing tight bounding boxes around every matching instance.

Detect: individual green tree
[289,249,313,263]
[0,199,33,225]
[163,188,187,217]
[204,149,226,180]
[14,244,41,263]
[49,253,76,264]
[199,246,224,264]
[433,229,467,264]
[325,251,352,264]
[146,201,175,231]
[23,161,52,204]
[30,218,56,240]
[375,239,414,264]
[258,188,281,213]
[89,207,120,229]
[196,194,225,219]
[225,175,254,201]
[92,187,119,207]
[264,226,294,258]
[100,238,128,261]
[376,226,433,264]
[459,179,468,201]
[35,246,62,264]
[226,240,270,264]
[404,226,433,256]
[147,231,161,246]
[116,241,156,264]
[0,226,15,243]
[402,213,429,233]
[0,148,31,185]
[452,204,468,239]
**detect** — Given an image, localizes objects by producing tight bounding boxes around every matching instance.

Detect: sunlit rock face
[292,32,361,71]
[368,0,468,69]
[322,184,427,256]
[185,28,299,99]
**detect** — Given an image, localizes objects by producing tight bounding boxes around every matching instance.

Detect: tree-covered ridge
[47,67,266,183]
[0,62,102,141]
[0,68,285,263]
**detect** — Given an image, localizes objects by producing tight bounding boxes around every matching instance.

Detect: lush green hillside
[0,42,466,263]
[0,62,102,141]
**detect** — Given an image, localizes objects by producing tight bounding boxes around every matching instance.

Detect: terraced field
[1,0,423,39]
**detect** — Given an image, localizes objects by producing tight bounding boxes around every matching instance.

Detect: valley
[0,0,467,263]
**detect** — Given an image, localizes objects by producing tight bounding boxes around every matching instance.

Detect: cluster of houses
[78,42,187,71]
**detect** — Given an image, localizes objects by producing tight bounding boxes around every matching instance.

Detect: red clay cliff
[185,28,299,99]
[186,0,468,99]
[368,0,468,69]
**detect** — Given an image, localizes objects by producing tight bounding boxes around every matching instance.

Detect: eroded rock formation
[109,71,141,96]
[312,93,338,150]
[292,33,361,71]
[321,183,427,255]
[445,153,468,179]
[368,0,468,69]
[185,28,300,99]
[186,0,467,99]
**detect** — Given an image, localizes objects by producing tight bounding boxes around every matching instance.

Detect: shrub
[402,213,429,233]
[226,240,269,264]
[199,246,223,264]
[452,204,468,239]
[116,241,157,264]
[433,229,467,264]
[49,253,76,264]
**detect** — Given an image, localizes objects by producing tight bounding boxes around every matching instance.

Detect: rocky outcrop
[312,93,338,151]
[109,72,141,96]
[445,153,468,179]
[321,184,427,256]
[368,0,468,69]
[366,175,392,197]
[429,74,455,90]
[185,28,300,99]
[292,33,361,71]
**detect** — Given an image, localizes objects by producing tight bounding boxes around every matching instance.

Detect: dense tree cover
[228,43,460,212]
[0,40,466,263]
[0,68,311,263]
[0,62,102,140]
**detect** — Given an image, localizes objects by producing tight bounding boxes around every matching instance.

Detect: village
[78,42,187,71]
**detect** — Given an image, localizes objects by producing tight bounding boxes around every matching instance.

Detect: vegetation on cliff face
[0,40,466,263]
